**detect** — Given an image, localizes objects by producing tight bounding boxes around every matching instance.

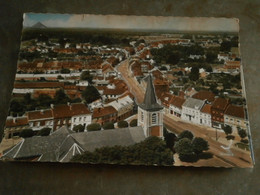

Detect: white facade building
[181,98,205,125]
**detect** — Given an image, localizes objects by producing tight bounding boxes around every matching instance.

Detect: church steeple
[137,74,164,138]
[139,74,163,111]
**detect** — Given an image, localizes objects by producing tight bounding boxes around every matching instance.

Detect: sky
[24,13,239,32]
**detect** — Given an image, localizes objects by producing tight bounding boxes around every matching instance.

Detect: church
[138,74,164,138]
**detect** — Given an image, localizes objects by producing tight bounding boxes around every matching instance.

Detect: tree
[220,41,232,52]
[73,124,85,132]
[206,52,217,63]
[81,86,100,104]
[87,123,101,131]
[118,120,128,128]
[20,129,34,138]
[71,136,173,166]
[192,137,209,154]
[80,71,93,84]
[130,119,138,127]
[178,130,194,140]
[189,67,200,81]
[238,128,247,139]
[166,52,180,65]
[163,127,177,150]
[60,68,70,74]
[37,128,51,136]
[174,138,193,155]
[57,75,64,80]
[223,125,232,135]
[54,89,70,104]
[103,122,115,130]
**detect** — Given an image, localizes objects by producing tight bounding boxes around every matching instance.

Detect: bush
[226,135,235,140]
[179,152,198,163]
[241,139,249,144]
[178,130,194,140]
[20,129,34,138]
[223,125,232,135]
[103,122,115,130]
[37,128,51,136]
[130,119,137,127]
[73,124,85,132]
[118,120,128,128]
[238,129,247,139]
[192,137,209,154]
[87,123,101,131]
[60,68,70,74]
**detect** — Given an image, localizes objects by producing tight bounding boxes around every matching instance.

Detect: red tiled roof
[212,98,229,111]
[201,104,212,114]
[103,88,126,95]
[192,90,215,102]
[52,103,90,119]
[92,106,117,118]
[170,96,186,108]
[27,109,53,120]
[224,104,245,119]
[5,117,28,127]
[14,82,64,89]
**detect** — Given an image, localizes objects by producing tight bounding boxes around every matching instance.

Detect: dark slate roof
[139,74,163,111]
[71,126,146,152]
[2,126,146,162]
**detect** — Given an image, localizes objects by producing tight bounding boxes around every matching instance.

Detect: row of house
[4,93,135,139]
[159,90,247,130]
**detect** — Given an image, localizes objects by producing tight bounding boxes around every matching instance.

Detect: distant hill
[31,22,47,29]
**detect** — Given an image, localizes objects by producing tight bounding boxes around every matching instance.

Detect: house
[4,117,29,139]
[27,109,53,131]
[169,96,186,117]
[181,98,205,125]
[52,103,91,131]
[200,104,212,127]
[1,126,146,162]
[224,104,247,129]
[92,106,117,125]
[211,97,230,129]
[107,95,134,121]
[158,93,175,114]
[70,103,92,131]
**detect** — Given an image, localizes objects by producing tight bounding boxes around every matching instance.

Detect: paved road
[164,114,252,167]
[117,59,145,104]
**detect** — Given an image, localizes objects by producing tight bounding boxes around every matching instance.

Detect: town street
[117,58,253,168]
[116,59,145,104]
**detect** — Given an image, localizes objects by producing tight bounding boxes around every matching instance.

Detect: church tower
[138,74,164,138]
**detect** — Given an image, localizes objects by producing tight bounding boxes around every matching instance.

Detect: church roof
[139,74,163,111]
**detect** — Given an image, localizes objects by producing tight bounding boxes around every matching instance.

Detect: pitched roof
[71,126,146,152]
[2,126,146,162]
[224,104,245,119]
[212,98,229,111]
[52,103,91,119]
[27,109,53,121]
[139,74,163,111]
[192,90,215,102]
[92,106,117,118]
[5,117,29,127]
[201,104,212,114]
[170,96,186,108]
[182,97,205,110]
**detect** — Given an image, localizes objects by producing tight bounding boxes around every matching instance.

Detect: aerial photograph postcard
[0,13,254,167]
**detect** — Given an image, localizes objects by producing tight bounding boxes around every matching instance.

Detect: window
[73,118,76,122]
[141,112,144,122]
[152,113,157,124]
[84,117,86,121]
[79,117,82,122]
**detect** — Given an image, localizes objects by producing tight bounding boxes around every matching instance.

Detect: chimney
[40,110,44,114]
[13,117,16,124]
[51,104,54,109]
